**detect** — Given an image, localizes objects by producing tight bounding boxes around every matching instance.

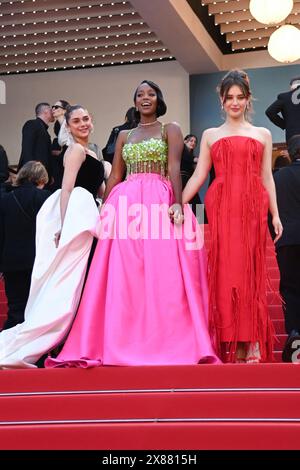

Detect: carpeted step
[275,334,288,349]
[273,351,284,362]
[0,365,300,450]
[1,421,300,450]
[0,365,300,394]
[268,304,284,319]
[273,319,286,334]
[0,390,299,423]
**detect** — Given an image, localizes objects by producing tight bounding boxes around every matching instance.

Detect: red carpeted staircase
[0,280,7,330]
[0,226,299,450]
[204,224,286,363]
[0,365,300,450]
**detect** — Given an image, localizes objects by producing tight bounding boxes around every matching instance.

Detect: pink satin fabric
[46,174,220,367]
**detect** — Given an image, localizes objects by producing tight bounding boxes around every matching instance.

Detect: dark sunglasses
[52,105,64,110]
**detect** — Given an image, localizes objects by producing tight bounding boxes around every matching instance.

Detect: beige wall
[0,61,189,165]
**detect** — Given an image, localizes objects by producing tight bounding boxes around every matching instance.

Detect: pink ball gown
[46,126,220,367]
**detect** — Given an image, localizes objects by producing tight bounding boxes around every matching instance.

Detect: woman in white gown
[0,105,104,368]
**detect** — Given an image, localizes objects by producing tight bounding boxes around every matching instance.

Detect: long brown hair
[218,69,253,121]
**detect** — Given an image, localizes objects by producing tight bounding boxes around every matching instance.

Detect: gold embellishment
[123,138,168,176]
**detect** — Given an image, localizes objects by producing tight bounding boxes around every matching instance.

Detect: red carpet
[0,364,299,449]
[0,225,297,450]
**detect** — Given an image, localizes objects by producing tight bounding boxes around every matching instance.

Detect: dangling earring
[135,107,138,112]
[220,102,225,121]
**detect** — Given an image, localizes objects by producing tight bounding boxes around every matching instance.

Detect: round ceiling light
[268,24,300,63]
[249,0,294,25]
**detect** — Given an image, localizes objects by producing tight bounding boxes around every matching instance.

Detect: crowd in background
[0,71,299,367]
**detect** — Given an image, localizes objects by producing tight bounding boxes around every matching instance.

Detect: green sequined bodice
[122,138,168,177]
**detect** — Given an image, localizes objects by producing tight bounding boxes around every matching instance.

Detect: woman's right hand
[272,215,283,244]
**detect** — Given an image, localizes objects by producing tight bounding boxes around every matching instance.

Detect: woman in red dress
[183,70,283,363]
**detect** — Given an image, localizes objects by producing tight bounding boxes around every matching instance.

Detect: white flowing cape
[0,187,99,368]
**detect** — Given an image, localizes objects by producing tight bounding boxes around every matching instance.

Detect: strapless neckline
[210,135,265,151]
[85,153,101,163]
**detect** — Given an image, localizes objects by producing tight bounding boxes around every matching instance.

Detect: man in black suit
[265,77,300,144]
[18,102,54,179]
[273,135,300,362]
[102,107,138,163]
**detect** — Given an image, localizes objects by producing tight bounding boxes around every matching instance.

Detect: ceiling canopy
[0,0,172,75]
[200,0,300,53]
[1,0,300,76]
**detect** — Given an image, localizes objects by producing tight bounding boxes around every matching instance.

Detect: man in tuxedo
[274,135,300,362]
[18,102,54,179]
[265,77,300,144]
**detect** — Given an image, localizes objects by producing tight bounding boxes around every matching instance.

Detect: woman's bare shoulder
[67,142,85,153]
[164,121,181,131]
[64,143,86,165]
[256,126,272,139]
[119,129,132,136]
[250,126,272,146]
[202,127,222,146]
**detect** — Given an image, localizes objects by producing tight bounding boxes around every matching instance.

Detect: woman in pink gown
[46,80,219,367]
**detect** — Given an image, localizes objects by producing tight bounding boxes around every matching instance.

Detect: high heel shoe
[246,341,261,364]
[246,356,261,364]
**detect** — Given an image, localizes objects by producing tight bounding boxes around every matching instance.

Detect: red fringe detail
[207,139,276,363]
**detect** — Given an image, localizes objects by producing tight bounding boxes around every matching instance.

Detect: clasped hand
[168,203,184,225]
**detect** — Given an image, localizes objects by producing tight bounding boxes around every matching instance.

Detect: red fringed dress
[205,136,274,362]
